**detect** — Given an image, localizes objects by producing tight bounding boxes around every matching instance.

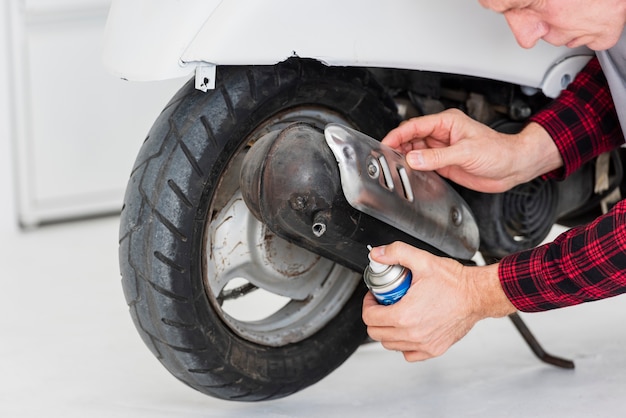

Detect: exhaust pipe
[239,123,479,272]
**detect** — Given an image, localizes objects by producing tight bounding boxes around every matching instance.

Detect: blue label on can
[373,271,412,305]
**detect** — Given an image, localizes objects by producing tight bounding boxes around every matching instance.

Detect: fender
[103,0,592,98]
[102,0,223,81]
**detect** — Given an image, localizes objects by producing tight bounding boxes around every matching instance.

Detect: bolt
[312,210,331,237]
[509,99,532,120]
[451,207,463,226]
[290,195,307,211]
[367,157,379,179]
[312,222,327,237]
[561,73,572,89]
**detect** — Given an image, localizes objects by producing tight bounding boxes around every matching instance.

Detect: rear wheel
[118,58,399,401]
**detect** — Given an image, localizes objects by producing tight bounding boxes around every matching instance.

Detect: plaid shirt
[499,57,626,312]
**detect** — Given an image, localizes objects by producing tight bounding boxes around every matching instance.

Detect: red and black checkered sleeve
[499,200,626,312]
[497,56,626,312]
[529,57,624,180]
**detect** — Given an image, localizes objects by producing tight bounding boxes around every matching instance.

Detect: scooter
[103,0,623,402]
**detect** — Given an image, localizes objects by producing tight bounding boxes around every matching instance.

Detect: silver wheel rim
[204,108,361,347]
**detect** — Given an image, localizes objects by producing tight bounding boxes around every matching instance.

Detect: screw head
[451,207,463,226]
[290,195,307,211]
[367,157,379,179]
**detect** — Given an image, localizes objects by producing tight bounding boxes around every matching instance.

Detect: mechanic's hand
[362,242,516,362]
[382,109,562,193]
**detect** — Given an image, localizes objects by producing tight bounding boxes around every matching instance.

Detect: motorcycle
[103,0,623,402]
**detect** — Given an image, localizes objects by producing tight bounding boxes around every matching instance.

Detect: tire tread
[119,58,399,401]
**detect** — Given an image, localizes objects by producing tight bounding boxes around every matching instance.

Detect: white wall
[1,1,18,234]
[1,0,185,231]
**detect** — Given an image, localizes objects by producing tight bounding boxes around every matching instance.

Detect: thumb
[370,242,430,273]
[405,146,464,172]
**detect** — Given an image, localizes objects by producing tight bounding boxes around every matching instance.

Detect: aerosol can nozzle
[366,245,388,274]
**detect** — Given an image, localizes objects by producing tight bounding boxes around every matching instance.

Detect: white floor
[2,216,626,417]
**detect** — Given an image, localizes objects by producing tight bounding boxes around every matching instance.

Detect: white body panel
[103,0,592,97]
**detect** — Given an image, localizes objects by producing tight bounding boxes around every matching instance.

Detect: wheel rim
[204,107,362,347]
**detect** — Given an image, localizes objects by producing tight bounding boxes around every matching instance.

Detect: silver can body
[363,264,412,305]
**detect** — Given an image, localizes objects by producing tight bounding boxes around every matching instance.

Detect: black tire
[119,58,399,401]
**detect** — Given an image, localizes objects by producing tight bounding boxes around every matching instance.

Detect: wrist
[465,263,517,319]
[512,122,563,183]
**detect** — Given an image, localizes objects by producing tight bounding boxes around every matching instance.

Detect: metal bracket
[195,64,216,92]
[323,123,479,260]
[595,152,622,214]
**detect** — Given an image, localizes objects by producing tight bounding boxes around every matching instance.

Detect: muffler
[239,122,479,272]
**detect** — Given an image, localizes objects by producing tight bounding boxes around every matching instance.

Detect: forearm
[529,57,624,180]
[499,199,626,312]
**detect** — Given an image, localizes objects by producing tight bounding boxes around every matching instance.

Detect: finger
[402,350,434,363]
[381,114,443,149]
[380,340,422,352]
[368,242,431,273]
[362,293,399,327]
[382,109,469,148]
[366,325,389,342]
[366,322,410,342]
[375,345,443,362]
[405,141,473,172]
[362,305,399,328]
[362,290,378,307]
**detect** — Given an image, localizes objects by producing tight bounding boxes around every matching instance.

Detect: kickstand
[508,312,575,369]
[481,255,575,369]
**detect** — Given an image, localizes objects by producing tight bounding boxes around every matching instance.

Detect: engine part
[324,123,479,260]
[240,120,580,371]
[240,123,478,273]
[462,178,559,258]
[462,119,619,258]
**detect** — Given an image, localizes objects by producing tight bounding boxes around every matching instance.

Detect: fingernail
[372,245,386,257]
[407,151,424,167]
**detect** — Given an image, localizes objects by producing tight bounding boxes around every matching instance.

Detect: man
[362,0,626,362]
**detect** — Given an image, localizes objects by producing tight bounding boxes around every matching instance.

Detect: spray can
[363,246,412,305]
